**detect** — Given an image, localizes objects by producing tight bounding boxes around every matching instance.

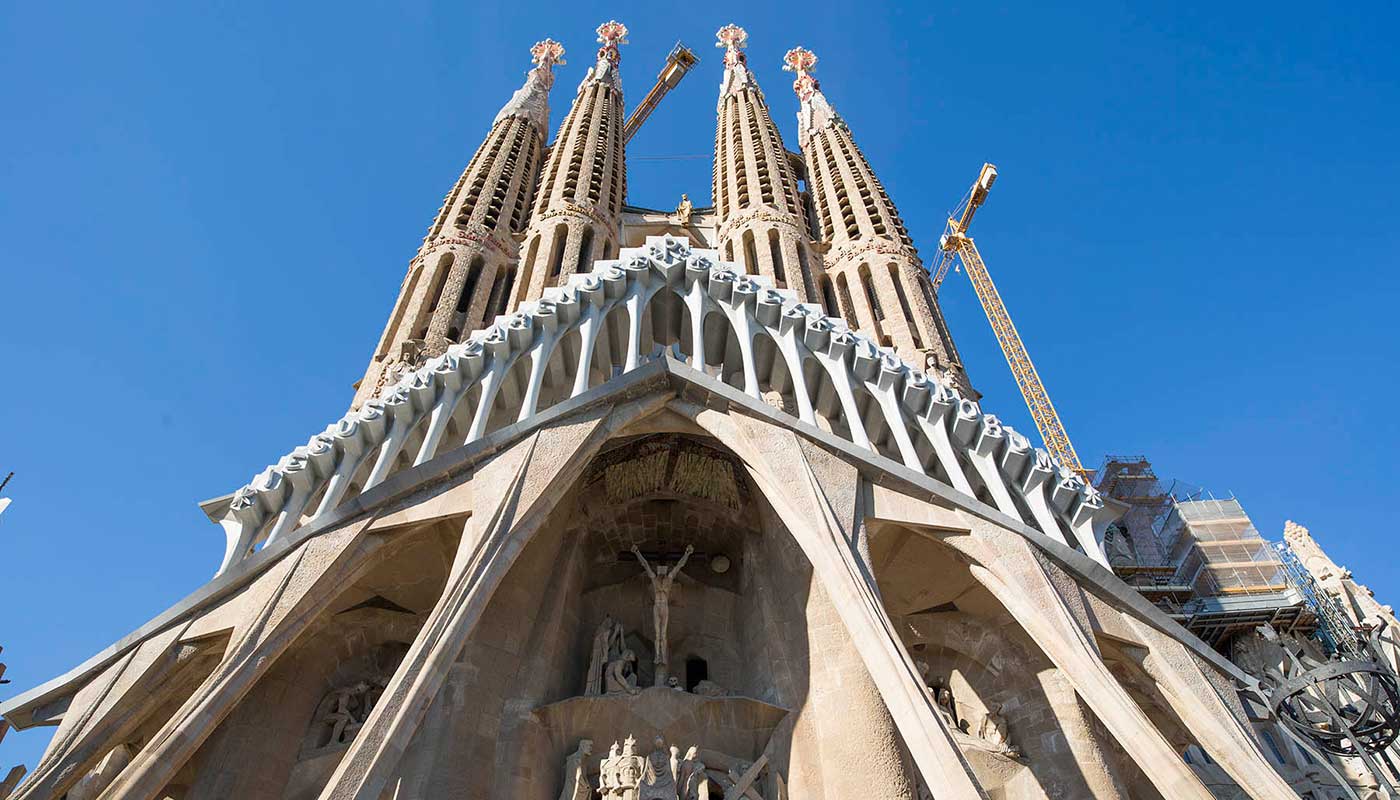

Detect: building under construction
[1096,455,1316,651]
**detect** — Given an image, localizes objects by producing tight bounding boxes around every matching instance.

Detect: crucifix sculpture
[631,544,694,686]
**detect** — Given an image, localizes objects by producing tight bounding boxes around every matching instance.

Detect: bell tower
[515,20,630,305]
[784,47,971,392]
[353,40,563,408]
[712,24,818,302]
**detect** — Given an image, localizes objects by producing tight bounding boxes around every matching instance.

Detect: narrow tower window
[767,229,786,286]
[578,227,595,275]
[860,264,884,321]
[836,274,857,326]
[820,276,838,319]
[456,256,485,314]
[493,267,516,317]
[888,263,923,349]
[548,224,568,278]
[742,230,758,275]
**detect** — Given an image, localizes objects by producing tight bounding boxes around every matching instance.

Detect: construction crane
[623,42,698,143]
[931,164,1090,476]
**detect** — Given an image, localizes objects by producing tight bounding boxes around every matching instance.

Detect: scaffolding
[1276,541,1364,657]
[1096,456,1316,649]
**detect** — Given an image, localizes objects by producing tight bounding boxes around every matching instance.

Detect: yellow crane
[623,42,699,143]
[932,163,1090,476]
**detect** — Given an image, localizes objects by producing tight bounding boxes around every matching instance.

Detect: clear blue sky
[2,0,1397,771]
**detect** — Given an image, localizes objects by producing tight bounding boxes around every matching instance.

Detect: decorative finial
[596,20,629,65]
[530,39,566,69]
[783,46,820,100]
[716,24,748,67]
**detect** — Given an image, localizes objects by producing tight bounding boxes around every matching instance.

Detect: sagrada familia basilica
[3,20,1398,800]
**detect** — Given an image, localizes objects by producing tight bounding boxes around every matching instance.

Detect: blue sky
[2,0,1397,770]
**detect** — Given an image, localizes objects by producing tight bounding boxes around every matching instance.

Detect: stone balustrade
[214,236,1114,574]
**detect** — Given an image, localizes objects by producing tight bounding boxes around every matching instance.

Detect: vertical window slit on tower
[836,273,857,326]
[417,252,455,339]
[767,229,786,286]
[889,263,923,349]
[519,237,541,305]
[493,267,516,318]
[578,227,595,275]
[743,230,759,275]
[457,255,485,315]
[860,264,885,321]
[549,224,568,278]
[820,275,838,319]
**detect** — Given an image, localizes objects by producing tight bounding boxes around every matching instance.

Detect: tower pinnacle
[783,46,840,148]
[584,20,628,92]
[495,39,566,129]
[716,24,756,101]
[531,38,566,69]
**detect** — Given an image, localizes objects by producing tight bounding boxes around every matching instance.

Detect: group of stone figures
[916,661,1016,756]
[559,736,772,800]
[584,545,724,697]
[307,679,387,754]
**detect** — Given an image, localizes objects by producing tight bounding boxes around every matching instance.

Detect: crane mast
[936,164,1089,475]
[623,42,698,143]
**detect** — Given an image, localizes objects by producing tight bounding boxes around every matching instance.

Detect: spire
[495,39,565,130]
[783,46,841,148]
[716,23,757,104]
[582,20,628,94]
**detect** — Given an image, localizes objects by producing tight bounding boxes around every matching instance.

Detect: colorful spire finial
[716,24,748,67]
[782,46,820,100]
[530,39,566,69]
[596,20,629,65]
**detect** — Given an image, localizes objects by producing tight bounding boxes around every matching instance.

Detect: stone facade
[0,21,1331,800]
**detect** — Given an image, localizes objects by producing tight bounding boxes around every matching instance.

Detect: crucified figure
[632,544,694,685]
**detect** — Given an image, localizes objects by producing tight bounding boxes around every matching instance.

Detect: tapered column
[712,24,818,301]
[785,47,971,394]
[517,21,628,306]
[353,40,561,409]
[939,525,1219,800]
[688,405,989,799]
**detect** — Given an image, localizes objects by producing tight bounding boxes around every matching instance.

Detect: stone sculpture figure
[632,543,695,684]
[692,679,728,697]
[676,193,694,225]
[609,735,645,799]
[639,735,679,799]
[979,705,1016,755]
[678,747,708,800]
[605,649,641,695]
[932,682,958,730]
[588,614,625,695]
[600,741,622,795]
[559,739,595,800]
